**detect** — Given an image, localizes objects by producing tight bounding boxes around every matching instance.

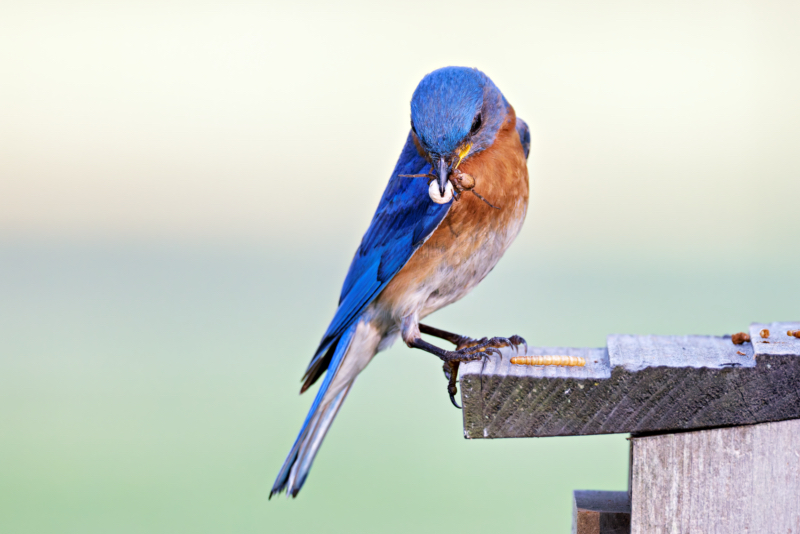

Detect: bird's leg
[419,323,527,354]
[405,336,499,409]
[408,323,528,408]
[419,323,470,347]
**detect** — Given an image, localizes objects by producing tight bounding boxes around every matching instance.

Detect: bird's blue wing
[301,133,451,390]
[516,118,531,160]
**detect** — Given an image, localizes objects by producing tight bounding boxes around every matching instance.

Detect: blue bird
[271,66,530,498]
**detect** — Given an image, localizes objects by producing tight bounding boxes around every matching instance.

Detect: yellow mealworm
[510,355,586,367]
[760,328,770,339]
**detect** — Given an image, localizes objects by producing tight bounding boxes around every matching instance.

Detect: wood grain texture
[460,346,607,439]
[573,491,631,534]
[630,419,800,534]
[460,323,800,439]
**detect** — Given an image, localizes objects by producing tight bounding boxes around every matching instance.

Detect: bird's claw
[443,361,463,409]
[451,335,528,359]
[440,335,527,409]
[449,394,462,409]
[498,335,527,354]
[448,385,462,409]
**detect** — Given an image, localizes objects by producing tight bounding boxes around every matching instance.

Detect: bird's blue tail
[270,323,358,498]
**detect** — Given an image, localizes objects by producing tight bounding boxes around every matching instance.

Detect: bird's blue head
[410,66,509,196]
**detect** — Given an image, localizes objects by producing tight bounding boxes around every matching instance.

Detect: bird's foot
[439,336,526,409]
[442,337,503,362]
[453,334,528,355]
[413,325,529,409]
[438,342,499,410]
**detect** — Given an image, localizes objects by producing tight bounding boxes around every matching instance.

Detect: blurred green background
[1,1,799,533]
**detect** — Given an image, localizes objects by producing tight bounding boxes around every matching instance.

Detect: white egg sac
[428,180,454,204]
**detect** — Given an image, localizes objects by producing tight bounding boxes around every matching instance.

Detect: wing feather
[301,133,451,387]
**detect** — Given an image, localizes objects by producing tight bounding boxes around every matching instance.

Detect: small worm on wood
[760,328,770,339]
[510,355,586,367]
[787,330,800,339]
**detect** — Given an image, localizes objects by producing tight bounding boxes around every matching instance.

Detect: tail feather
[270,323,358,498]
[288,384,351,493]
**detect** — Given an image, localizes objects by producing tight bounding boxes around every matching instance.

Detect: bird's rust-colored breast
[439,105,529,244]
[379,106,529,305]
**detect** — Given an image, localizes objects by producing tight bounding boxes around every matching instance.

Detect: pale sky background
[2,0,798,263]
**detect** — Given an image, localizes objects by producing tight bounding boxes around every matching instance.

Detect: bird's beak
[437,158,449,197]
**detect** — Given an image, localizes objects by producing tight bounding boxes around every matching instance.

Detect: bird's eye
[470,114,482,135]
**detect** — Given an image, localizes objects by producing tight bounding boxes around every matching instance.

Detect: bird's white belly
[420,196,527,318]
[367,196,527,349]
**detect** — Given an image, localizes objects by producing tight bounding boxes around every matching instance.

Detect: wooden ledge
[459,321,800,439]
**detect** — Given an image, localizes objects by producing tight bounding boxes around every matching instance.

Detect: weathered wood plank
[460,346,607,439]
[750,321,800,356]
[608,334,755,371]
[573,490,631,534]
[630,419,800,534]
[460,322,800,439]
